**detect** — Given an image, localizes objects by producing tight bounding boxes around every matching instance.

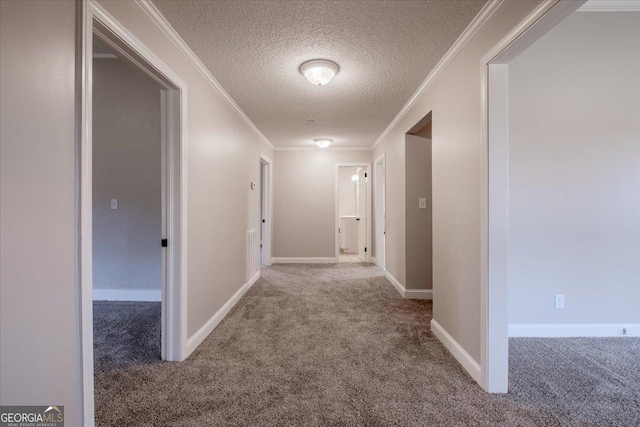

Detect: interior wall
[372,0,545,363]
[95,0,274,337]
[338,167,357,216]
[92,57,162,294]
[273,149,371,258]
[0,0,81,423]
[508,11,640,325]
[405,135,432,290]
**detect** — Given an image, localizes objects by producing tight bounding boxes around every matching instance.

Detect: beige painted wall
[338,167,358,216]
[405,135,432,290]
[93,57,162,292]
[373,0,545,362]
[508,11,640,324]
[273,150,371,258]
[95,0,274,336]
[0,0,81,423]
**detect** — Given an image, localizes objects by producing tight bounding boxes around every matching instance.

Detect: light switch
[111,199,118,210]
[418,198,427,209]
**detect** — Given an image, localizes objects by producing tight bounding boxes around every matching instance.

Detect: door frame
[335,162,372,262]
[260,153,273,266]
[479,0,583,393]
[374,153,386,269]
[79,1,188,425]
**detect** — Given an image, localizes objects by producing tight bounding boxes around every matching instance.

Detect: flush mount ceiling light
[314,138,333,148]
[300,59,339,86]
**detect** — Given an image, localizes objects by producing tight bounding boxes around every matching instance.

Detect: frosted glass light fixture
[300,59,340,86]
[314,138,332,148]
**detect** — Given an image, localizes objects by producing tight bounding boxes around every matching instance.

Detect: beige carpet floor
[94,263,640,426]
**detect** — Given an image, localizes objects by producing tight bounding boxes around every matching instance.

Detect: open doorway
[80,4,187,424]
[260,154,272,266]
[374,154,386,269]
[482,3,639,423]
[336,163,371,263]
[91,36,164,372]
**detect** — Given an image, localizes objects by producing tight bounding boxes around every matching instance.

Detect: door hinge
[364,247,367,253]
[262,219,266,223]
[364,173,367,178]
[356,218,360,221]
[161,239,168,248]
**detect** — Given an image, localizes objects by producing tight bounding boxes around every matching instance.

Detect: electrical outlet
[418,198,427,209]
[555,294,565,309]
[623,328,627,336]
[110,199,118,210]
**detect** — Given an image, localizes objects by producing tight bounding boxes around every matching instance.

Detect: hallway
[95,264,563,426]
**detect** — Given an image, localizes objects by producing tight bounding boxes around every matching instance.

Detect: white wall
[0,0,81,423]
[338,167,357,216]
[373,0,546,363]
[508,11,640,325]
[93,57,162,295]
[273,150,371,259]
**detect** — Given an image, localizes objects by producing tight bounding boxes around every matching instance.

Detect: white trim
[271,257,337,264]
[260,153,273,267]
[480,0,584,394]
[135,0,274,150]
[404,289,433,300]
[509,324,640,337]
[374,153,386,270]
[385,270,405,296]
[335,162,372,263]
[371,0,502,149]
[184,272,261,358]
[431,319,482,384]
[385,271,432,300]
[80,3,189,425]
[578,0,640,12]
[274,146,373,151]
[92,289,162,302]
[92,53,117,59]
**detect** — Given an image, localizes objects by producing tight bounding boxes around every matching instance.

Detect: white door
[375,159,385,268]
[357,168,367,261]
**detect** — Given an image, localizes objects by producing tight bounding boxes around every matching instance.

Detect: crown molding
[135,0,274,150]
[372,0,503,149]
[578,0,640,11]
[93,53,117,59]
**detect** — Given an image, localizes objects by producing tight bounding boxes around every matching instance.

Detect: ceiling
[152,0,487,148]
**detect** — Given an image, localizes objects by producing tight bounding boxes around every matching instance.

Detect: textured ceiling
[152,0,487,148]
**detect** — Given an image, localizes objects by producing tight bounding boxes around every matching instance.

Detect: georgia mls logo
[0,405,64,427]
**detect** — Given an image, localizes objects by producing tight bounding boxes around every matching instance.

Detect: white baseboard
[509,323,640,338]
[431,319,482,384]
[93,289,161,302]
[384,271,432,300]
[271,257,337,264]
[184,271,260,358]
[405,289,433,299]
